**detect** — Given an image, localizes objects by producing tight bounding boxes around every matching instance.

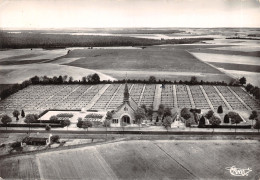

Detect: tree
[62,120,71,130]
[103,119,111,139]
[209,115,221,133]
[69,76,73,83]
[51,135,60,143]
[249,110,258,127]
[87,74,92,82]
[228,111,243,125]
[82,120,92,131]
[77,118,83,128]
[49,115,59,123]
[190,76,198,84]
[13,110,20,121]
[180,108,191,121]
[106,111,113,120]
[245,83,254,92]
[45,125,51,131]
[156,116,159,122]
[148,76,156,83]
[92,73,100,84]
[134,107,146,129]
[140,104,147,114]
[205,110,214,120]
[164,107,172,117]
[228,112,243,134]
[249,111,258,120]
[21,109,25,118]
[147,106,153,120]
[57,75,63,84]
[224,114,230,123]
[104,111,113,137]
[239,77,246,85]
[253,117,260,133]
[82,76,87,83]
[24,114,38,134]
[162,116,173,133]
[251,87,260,99]
[30,76,40,84]
[158,104,165,121]
[217,105,223,114]
[198,116,206,128]
[63,75,68,82]
[1,114,12,130]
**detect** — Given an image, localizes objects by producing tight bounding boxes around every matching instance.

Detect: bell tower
[123,73,129,102]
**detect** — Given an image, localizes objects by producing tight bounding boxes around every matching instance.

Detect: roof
[23,137,48,143]
[115,97,138,113]
[128,97,138,110]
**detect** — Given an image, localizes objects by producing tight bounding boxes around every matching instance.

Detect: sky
[0,0,260,29]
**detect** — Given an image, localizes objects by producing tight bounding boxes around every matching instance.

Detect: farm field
[0,156,40,179]
[209,45,260,52]
[64,49,222,73]
[0,48,68,65]
[189,52,260,66]
[190,52,260,86]
[1,140,259,179]
[209,62,260,73]
[0,63,115,84]
[61,48,229,81]
[225,70,260,87]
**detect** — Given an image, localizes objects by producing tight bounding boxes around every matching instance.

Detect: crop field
[189,52,260,66]
[209,45,260,52]
[1,140,259,179]
[62,48,228,81]
[0,156,40,179]
[0,63,115,84]
[0,84,259,118]
[0,49,67,65]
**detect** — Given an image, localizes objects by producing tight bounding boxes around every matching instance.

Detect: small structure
[22,134,52,146]
[111,82,138,127]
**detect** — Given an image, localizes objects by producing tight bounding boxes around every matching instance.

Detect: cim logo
[226,166,252,177]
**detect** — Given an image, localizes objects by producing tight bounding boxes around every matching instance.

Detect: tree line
[1,75,258,100]
[0,31,214,49]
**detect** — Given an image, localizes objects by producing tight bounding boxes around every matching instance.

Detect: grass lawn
[65,48,222,74]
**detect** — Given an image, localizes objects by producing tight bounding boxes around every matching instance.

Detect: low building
[22,134,52,146]
[111,83,139,127]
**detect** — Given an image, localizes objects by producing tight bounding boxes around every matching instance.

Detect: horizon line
[1,26,260,30]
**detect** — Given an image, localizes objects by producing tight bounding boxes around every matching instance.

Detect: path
[138,84,146,106]
[55,85,81,107]
[213,86,232,110]
[173,85,178,108]
[153,84,162,110]
[85,84,110,110]
[105,84,122,109]
[186,85,195,108]
[200,86,214,110]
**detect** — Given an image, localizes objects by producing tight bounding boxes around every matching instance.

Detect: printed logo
[226,166,252,177]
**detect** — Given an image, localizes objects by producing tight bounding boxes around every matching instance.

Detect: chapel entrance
[122,115,130,124]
